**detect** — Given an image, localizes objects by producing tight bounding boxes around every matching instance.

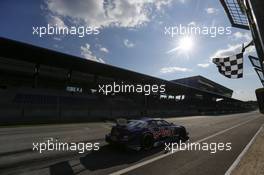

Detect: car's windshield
[161,120,171,126]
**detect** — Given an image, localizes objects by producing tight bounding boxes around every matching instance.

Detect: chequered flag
[212,53,243,79]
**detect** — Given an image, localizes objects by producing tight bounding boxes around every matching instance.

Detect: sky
[0,0,262,101]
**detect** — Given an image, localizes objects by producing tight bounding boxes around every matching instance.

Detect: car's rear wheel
[141,134,154,150]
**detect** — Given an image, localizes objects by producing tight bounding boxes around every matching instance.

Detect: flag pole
[242,40,254,53]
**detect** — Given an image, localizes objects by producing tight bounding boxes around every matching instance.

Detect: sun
[178,36,194,52]
[167,36,195,58]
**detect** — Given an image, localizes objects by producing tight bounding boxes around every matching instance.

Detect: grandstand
[0,37,256,124]
[172,76,233,98]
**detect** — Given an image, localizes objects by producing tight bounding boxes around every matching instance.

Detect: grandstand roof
[172,75,233,96]
[0,37,241,101]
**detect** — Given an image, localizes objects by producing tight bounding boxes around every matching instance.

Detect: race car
[105,118,189,151]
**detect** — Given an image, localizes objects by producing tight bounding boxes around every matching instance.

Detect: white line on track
[110,116,259,175]
[225,124,263,175]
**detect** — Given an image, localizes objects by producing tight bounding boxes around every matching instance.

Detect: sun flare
[178,36,194,52]
[167,36,195,58]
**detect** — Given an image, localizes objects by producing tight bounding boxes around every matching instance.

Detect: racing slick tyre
[141,133,154,151]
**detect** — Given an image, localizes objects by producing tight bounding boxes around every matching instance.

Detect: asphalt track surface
[0,111,263,175]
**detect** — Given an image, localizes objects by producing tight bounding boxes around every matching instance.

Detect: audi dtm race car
[105,118,189,151]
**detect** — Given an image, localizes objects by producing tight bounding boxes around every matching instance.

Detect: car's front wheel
[178,127,189,141]
[141,133,154,150]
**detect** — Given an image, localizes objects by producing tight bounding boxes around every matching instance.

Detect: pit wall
[0,88,256,125]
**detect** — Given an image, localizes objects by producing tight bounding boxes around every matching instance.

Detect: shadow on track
[49,144,163,175]
[50,161,74,175]
[80,145,162,171]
